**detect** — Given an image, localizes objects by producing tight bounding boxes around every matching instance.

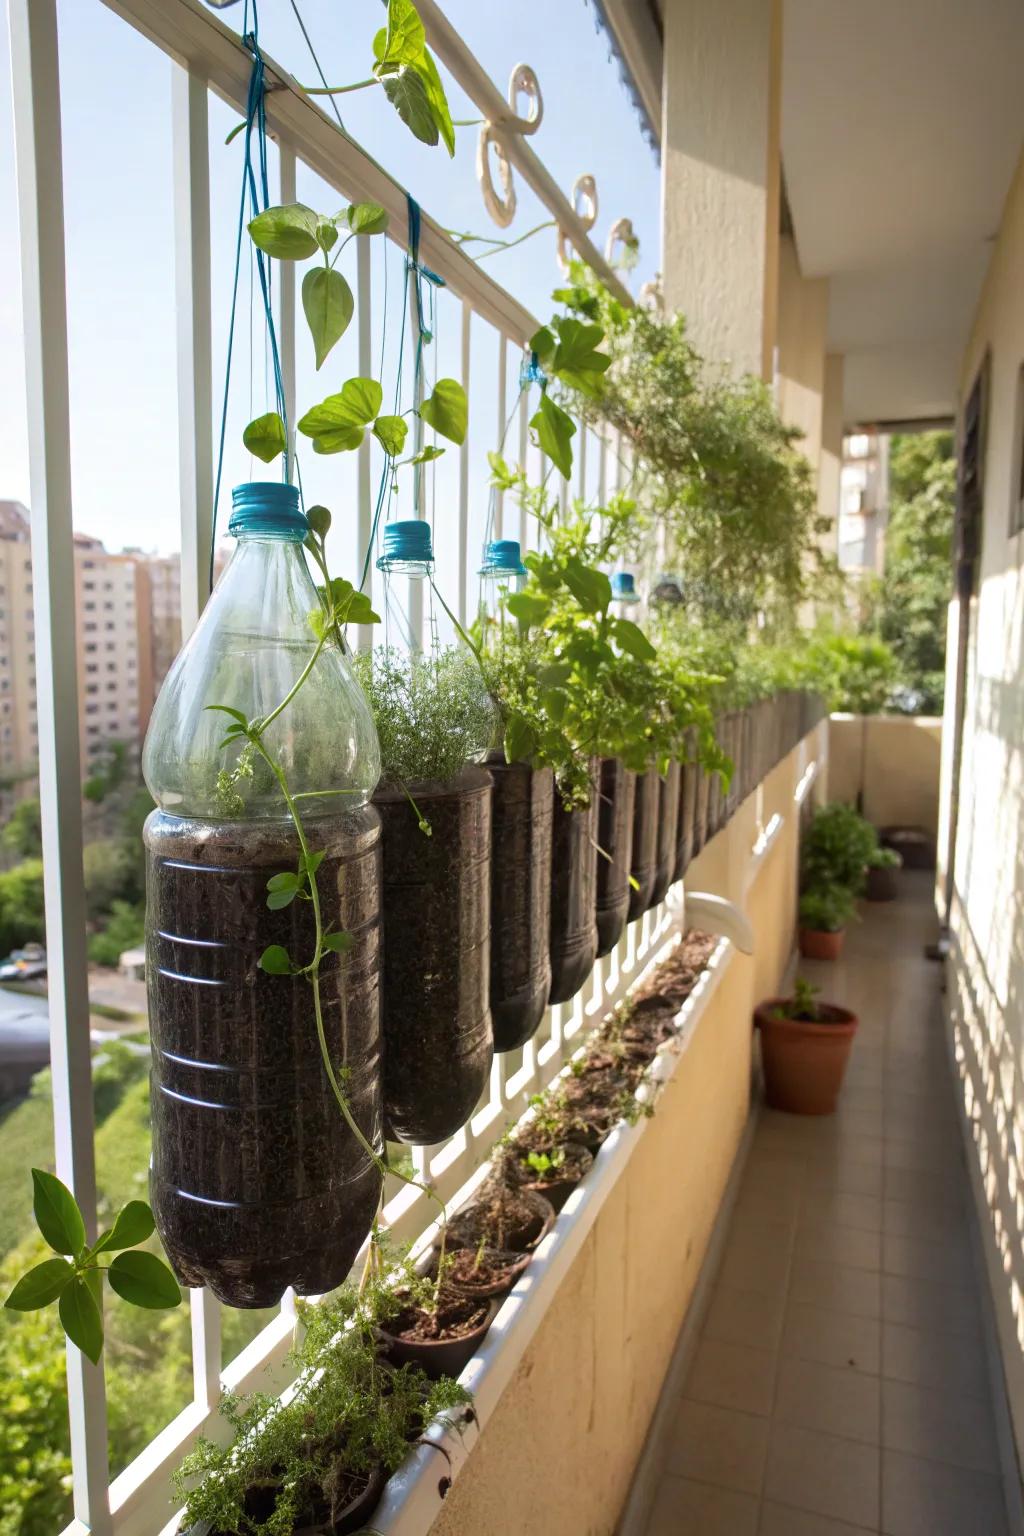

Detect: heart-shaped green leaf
[5,1256,75,1311]
[504,714,536,764]
[91,1201,155,1255]
[563,558,612,614]
[549,317,610,398]
[613,618,657,661]
[373,0,426,68]
[505,591,551,628]
[419,378,467,445]
[259,945,293,975]
[347,202,389,236]
[107,1251,182,1310]
[530,393,576,480]
[59,1276,103,1363]
[315,217,338,254]
[410,445,445,465]
[32,1169,86,1257]
[298,378,384,454]
[302,268,354,370]
[323,930,355,953]
[373,415,408,456]
[247,203,320,260]
[242,412,287,464]
[266,871,302,893]
[382,66,438,146]
[416,50,455,157]
[266,888,298,910]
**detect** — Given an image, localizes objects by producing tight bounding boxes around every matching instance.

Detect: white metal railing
[9,3,652,1532]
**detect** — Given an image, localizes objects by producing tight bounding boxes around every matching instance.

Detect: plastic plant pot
[376,767,494,1145]
[649,760,681,908]
[378,1295,501,1382]
[549,769,599,1006]
[142,483,383,1308]
[628,767,660,919]
[595,758,636,957]
[487,755,553,1051]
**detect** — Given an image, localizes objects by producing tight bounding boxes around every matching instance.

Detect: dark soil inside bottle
[628,768,660,918]
[674,745,698,884]
[375,768,494,1145]
[442,1182,553,1254]
[549,766,599,1006]
[650,761,681,907]
[145,807,383,1309]
[486,756,553,1051]
[595,758,635,957]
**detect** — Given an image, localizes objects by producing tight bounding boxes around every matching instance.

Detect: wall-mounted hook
[557,174,598,269]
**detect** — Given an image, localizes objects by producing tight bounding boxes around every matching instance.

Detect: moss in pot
[355,575,498,1144]
[798,882,856,961]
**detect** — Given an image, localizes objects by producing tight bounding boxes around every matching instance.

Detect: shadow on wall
[827,713,942,833]
[947,556,1024,1457]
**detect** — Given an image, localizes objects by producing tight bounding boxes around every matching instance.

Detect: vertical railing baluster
[172,59,224,1417]
[357,233,375,648]
[517,385,529,551]
[577,423,588,501]
[494,334,508,538]
[597,429,607,508]
[173,65,213,637]
[408,265,425,645]
[458,300,471,624]
[9,2,113,1528]
[278,146,297,470]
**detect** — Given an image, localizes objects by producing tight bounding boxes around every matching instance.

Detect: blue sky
[0,0,661,561]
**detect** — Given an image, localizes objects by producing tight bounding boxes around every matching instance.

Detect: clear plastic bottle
[141,482,384,1307]
[610,569,642,622]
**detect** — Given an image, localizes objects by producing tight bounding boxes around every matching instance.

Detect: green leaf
[613,617,657,661]
[307,505,332,538]
[550,317,610,397]
[504,714,535,764]
[32,1170,86,1257]
[530,393,576,480]
[347,202,389,235]
[373,415,409,456]
[302,850,325,877]
[323,930,355,954]
[259,945,293,975]
[316,216,338,254]
[5,1257,75,1311]
[107,1251,182,1310]
[247,203,320,260]
[266,871,302,893]
[302,268,354,370]
[59,1277,103,1363]
[374,0,426,68]
[266,888,298,911]
[410,445,445,465]
[505,591,551,627]
[541,686,566,723]
[346,592,382,625]
[418,378,468,445]
[381,66,437,146]
[487,451,518,489]
[91,1201,155,1255]
[415,49,455,157]
[206,705,248,724]
[242,412,287,464]
[529,326,557,366]
[563,558,612,614]
[298,378,384,453]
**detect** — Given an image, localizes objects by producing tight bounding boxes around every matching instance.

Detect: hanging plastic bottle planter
[142,482,384,1308]
[595,756,635,956]
[650,759,681,908]
[549,758,600,1005]
[628,765,660,918]
[479,539,553,1051]
[359,520,496,1144]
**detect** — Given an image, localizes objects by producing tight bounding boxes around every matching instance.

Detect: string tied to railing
[519,349,547,391]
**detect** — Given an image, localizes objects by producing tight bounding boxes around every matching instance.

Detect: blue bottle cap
[480,539,527,576]
[611,571,639,600]
[229,482,308,541]
[377,519,434,570]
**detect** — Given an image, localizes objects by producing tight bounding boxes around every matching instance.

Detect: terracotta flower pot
[754,997,858,1115]
[798,926,845,961]
[865,864,899,902]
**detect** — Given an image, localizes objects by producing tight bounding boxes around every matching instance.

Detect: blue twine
[519,350,547,390]
[210,5,290,585]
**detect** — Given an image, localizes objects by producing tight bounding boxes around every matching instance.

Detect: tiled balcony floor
[643,872,1011,1536]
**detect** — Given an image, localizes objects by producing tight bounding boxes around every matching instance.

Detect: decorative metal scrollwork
[638,276,664,312]
[606,216,638,269]
[506,63,543,135]
[556,174,598,269]
[477,125,516,228]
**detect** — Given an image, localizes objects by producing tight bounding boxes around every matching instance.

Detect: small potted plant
[754,978,858,1114]
[865,844,902,902]
[798,883,857,960]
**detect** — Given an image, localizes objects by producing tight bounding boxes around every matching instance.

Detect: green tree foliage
[0,862,45,958]
[1,801,42,863]
[87,902,145,968]
[82,841,142,924]
[871,431,955,714]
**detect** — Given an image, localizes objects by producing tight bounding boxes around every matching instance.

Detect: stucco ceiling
[782,0,1024,424]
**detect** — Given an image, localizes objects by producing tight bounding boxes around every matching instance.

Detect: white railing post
[8,0,113,1528]
[356,232,375,647]
[458,300,472,625]
[172,64,213,636]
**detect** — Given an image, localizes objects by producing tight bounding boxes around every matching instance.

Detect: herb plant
[798,883,857,934]
[801,803,880,894]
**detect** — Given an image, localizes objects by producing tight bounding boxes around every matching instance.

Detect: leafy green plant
[773,977,822,1023]
[801,802,879,893]
[4,1171,180,1362]
[798,883,857,934]
[791,628,898,714]
[868,845,901,870]
[353,645,495,790]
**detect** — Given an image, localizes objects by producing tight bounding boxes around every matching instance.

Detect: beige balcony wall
[828,713,943,838]
[428,734,815,1536]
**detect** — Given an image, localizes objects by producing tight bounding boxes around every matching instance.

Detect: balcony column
[818,353,845,559]
[660,0,782,380]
